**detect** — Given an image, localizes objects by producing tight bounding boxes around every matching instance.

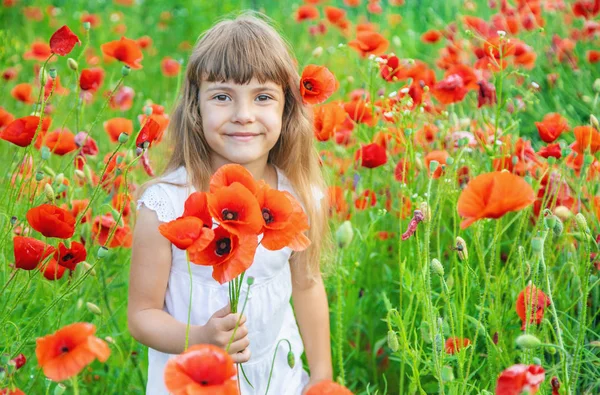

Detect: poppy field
[1,0,600,394]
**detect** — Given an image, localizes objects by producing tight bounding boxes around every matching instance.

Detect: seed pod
[122,65,131,76]
[48,68,57,79]
[387,330,399,352]
[44,184,55,202]
[86,302,102,315]
[287,350,295,368]
[335,221,354,249]
[54,383,66,395]
[431,258,444,277]
[575,213,590,235]
[97,246,109,259]
[67,58,78,71]
[516,334,541,349]
[118,132,129,144]
[531,237,543,253]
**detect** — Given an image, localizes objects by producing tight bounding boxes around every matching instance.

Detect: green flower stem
[184,251,193,351]
[335,247,346,386]
[264,338,292,395]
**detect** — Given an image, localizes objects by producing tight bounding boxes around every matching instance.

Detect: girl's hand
[195,303,251,363]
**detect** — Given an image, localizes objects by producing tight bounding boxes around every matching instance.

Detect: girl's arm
[290,252,333,389]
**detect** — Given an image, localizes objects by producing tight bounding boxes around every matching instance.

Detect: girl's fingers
[228,337,250,354]
[231,347,251,364]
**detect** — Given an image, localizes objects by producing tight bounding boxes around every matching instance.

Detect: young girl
[127,13,333,395]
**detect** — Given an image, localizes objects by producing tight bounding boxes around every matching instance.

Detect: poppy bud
[464,29,473,37]
[39,67,48,86]
[287,350,295,368]
[122,65,131,76]
[86,302,102,315]
[455,237,468,261]
[44,184,55,202]
[591,114,599,130]
[531,237,543,253]
[48,68,57,79]
[544,215,556,230]
[97,246,109,259]
[118,132,129,144]
[593,79,600,93]
[533,357,543,365]
[431,258,444,276]
[54,383,66,395]
[43,165,56,177]
[81,261,96,276]
[110,208,125,227]
[312,46,323,58]
[246,276,254,285]
[35,171,44,182]
[552,216,563,237]
[516,334,541,349]
[67,58,78,71]
[55,173,64,185]
[575,213,590,235]
[446,157,454,166]
[553,206,571,221]
[74,169,85,179]
[105,336,115,344]
[83,164,94,185]
[335,221,354,249]
[41,146,51,160]
[82,21,91,30]
[387,330,399,352]
[392,36,401,47]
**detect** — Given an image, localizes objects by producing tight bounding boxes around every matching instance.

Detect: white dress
[136,165,312,395]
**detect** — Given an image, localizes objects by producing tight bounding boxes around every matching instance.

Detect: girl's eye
[256,94,273,102]
[214,94,231,101]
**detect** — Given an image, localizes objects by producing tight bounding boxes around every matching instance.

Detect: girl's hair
[140,12,331,276]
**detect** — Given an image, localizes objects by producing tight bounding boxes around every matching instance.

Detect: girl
[127,12,333,395]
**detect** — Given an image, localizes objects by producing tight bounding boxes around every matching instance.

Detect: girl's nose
[231,99,255,124]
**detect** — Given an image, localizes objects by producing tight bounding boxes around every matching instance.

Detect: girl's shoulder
[136,166,191,222]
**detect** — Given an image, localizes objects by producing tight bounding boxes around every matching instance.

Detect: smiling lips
[226,132,260,141]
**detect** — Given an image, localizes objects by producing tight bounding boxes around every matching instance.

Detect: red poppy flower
[27,204,75,239]
[163,344,237,395]
[348,31,389,57]
[91,214,132,248]
[516,284,550,330]
[160,57,180,77]
[100,37,143,69]
[537,143,562,159]
[103,117,132,143]
[325,6,346,24]
[355,143,387,168]
[13,236,55,271]
[182,192,213,226]
[295,5,319,22]
[587,50,600,63]
[572,125,600,154]
[257,183,310,251]
[314,102,347,141]
[432,74,469,105]
[0,388,25,395]
[36,322,110,382]
[45,129,78,155]
[207,183,263,235]
[80,68,105,92]
[328,186,349,217]
[421,30,443,43]
[495,364,545,395]
[344,100,376,126]
[137,112,169,143]
[477,79,497,108]
[424,150,449,179]
[135,118,161,148]
[24,41,52,61]
[379,55,410,82]
[355,189,377,210]
[0,107,15,129]
[39,258,67,281]
[53,241,86,271]
[306,380,353,395]
[535,113,569,143]
[1,116,41,147]
[158,217,215,251]
[444,337,471,354]
[300,65,338,105]
[11,83,35,104]
[457,172,535,229]
[209,164,258,196]
[188,225,258,284]
[49,25,81,56]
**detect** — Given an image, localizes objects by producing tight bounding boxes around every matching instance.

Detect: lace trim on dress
[136,185,177,223]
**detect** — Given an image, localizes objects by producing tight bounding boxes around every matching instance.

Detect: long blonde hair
[141,12,331,276]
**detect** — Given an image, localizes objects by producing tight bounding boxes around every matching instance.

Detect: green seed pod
[575,213,590,235]
[67,58,78,71]
[35,171,44,182]
[531,237,543,253]
[82,21,91,30]
[53,383,67,395]
[97,246,109,259]
[246,276,255,285]
[387,330,399,352]
[429,160,439,173]
[544,215,556,230]
[552,216,563,237]
[287,350,295,368]
[48,68,57,79]
[335,221,354,249]
[41,146,51,160]
[516,334,541,349]
[122,65,131,76]
[86,302,102,315]
[445,156,454,166]
[39,66,48,86]
[118,132,129,144]
[431,258,444,277]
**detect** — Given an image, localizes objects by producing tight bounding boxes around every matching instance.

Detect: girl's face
[199,77,285,172]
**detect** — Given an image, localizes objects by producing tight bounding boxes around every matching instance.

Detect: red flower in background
[49,25,81,56]
[457,172,535,229]
[101,36,143,69]
[445,337,471,354]
[296,5,319,21]
[421,29,443,43]
[1,116,42,147]
[26,204,75,239]
[103,117,133,143]
[537,143,561,159]
[160,56,180,77]
[495,364,545,395]
[424,150,449,179]
[516,284,550,329]
[80,68,105,92]
[135,118,161,148]
[163,344,237,395]
[572,125,600,154]
[44,129,78,155]
[11,83,35,104]
[300,65,338,105]
[477,79,497,108]
[349,31,389,57]
[344,100,376,126]
[355,143,387,168]
[314,102,347,141]
[36,323,110,382]
[24,41,53,61]
[53,241,86,270]
[91,214,132,248]
[13,236,55,271]
[432,74,468,105]
[535,113,569,143]
[39,258,67,280]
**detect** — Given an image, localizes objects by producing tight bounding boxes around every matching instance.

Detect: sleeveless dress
[136,166,312,395]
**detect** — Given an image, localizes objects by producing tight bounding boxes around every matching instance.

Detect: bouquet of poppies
[158,164,310,312]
